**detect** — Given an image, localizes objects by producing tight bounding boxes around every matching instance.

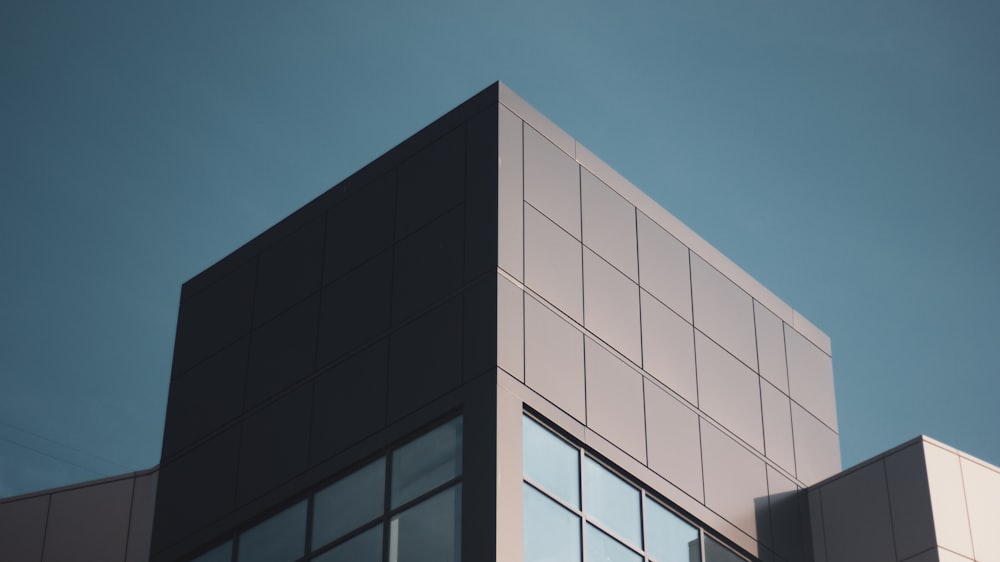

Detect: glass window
[523,483,581,562]
[312,525,383,562]
[237,500,307,562]
[190,541,231,562]
[313,457,386,549]
[523,415,581,508]
[644,498,700,562]
[391,417,463,508]
[389,484,461,562]
[703,536,746,562]
[583,457,641,548]
[586,524,642,562]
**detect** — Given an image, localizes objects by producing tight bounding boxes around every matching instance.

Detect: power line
[0,436,109,479]
[0,419,133,474]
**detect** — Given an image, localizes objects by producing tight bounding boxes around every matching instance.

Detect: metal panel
[391,205,465,325]
[581,169,638,281]
[317,249,393,368]
[395,124,466,239]
[497,274,524,381]
[690,253,757,372]
[245,294,320,408]
[253,218,324,327]
[636,211,692,322]
[644,379,704,501]
[695,332,764,452]
[237,384,313,505]
[584,338,646,462]
[126,471,159,562]
[960,457,1000,562]
[523,125,580,238]
[767,466,805,561]
[498,106,524,281]
[922,443,974,558]
[819,460,896,562]
[524,204,583,323]
[324,171,395,284]
[884,442,935,560]
[639,290,697,405]
[791,403,841,485]
[44,478,133,562]
[0,495,48,562]
[700,421,768,539]
[524,296,585,422]
[754,301,788,394]
[760,380,795,474]
[785,325,837,431]
[583,248,641,365]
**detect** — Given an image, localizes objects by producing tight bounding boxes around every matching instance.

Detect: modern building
[1,82,998,562]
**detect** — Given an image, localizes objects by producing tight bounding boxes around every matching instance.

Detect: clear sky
[1,0,998,498]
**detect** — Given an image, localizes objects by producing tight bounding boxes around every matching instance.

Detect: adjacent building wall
[809,436,1000,562]
[0,467,157,562]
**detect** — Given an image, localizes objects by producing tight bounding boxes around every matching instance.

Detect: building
[1,82,998,562]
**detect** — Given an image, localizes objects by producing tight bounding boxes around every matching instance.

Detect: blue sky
[1,0,998,497]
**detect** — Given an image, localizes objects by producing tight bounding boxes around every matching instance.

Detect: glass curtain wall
[191,416,463,562]
[522,414,749,562]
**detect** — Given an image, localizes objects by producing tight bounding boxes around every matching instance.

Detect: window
[522,413,749,562]
[189,416,463,562]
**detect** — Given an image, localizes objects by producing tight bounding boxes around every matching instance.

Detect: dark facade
[3,82,998,562]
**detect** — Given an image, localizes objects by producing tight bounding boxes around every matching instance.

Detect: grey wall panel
[395,125,466,239]
[44,478,133,562]
[498,106,524,281]
[524,296,585,422]
[126,471,158,562]
[0,495,48,562]
[691,253,757,372]
[639,290,697,405]
[245,294,320,408]
[960,457,1000,562]
[760,380,795,475]
[172,259,256,377]
[324,171,396,284]
[701,420,769,539]
[317,249,393,368]
[581,169,637,281]
[523,125,580,238]
[791,403,841,485]
[936,548,976,562]
[583,248,641,365]
[253,218,324,327]
[391,205,465,325]
[696,332,764,452]
[644,379,703,502]
[524,204,583,323]
[785,325,837,431]
[162,336,248,460]
[766,466,805,562]
[153,426,241,553]
[237,384,312,505]
[820,461,896,562]
[497,274,524,381]
[884,442,936,560]
[584,338,646,462]
[754,301,788,394]
[387,297,463,421]
[923,443,974,558]
[311,341,388,463]
[636,211,692,323]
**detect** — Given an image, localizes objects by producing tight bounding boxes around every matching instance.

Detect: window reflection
[644,497,699,562]
[313,457,385,549]
[523,415,580,508]
[585,524,642,562]
[389,484,461,562]
[704,536,747,562]
[312,525,382,562]
[583,457,641,548]
[238,501,307,562]
[391,417,463,508]
[190,541,232,562]
[523,483,581,562]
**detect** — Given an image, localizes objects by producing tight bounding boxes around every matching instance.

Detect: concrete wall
[0,468,157,562]
[809,436,1000,562]
[494,83,837,561]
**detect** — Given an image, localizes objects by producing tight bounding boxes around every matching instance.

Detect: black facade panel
[244,294,320,409]
[391,205,465,325]
[162,336,249,461]
[316,249,393,368]
[253,218,325,327]
[395,125,466,240]
[310,341,390,465]
[237,384,313,506]
[323,171,396,284]
[172,259,256,377]
[387,297,464,422]
[463,274,497,381]
[153,426,241,554]
[464,106,500,282]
